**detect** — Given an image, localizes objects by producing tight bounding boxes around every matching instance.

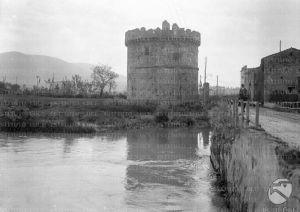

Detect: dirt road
[248,107,300,148]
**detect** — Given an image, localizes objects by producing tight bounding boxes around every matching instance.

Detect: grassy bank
[0,95,208,133]
[209,101,300,211]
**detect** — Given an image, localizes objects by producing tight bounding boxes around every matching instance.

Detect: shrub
[184,116,195,126]
[0,106,95,133]
[209,101,235,133]
[83,115,98,123]
[195,114,209,122]
[0,106,37,132]
[154,104,170,124]
[140,115,154,123]
[172,101,203,112]
[171,115,195,126]
[155,113,169,123]
[155,104,170,113]
[269,94,298,102]
[65,116,75,126]
[116,93,127,99]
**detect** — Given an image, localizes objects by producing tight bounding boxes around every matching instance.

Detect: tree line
[0,65,125,98]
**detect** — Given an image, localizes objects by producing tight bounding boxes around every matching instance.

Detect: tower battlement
[125,20,201,46]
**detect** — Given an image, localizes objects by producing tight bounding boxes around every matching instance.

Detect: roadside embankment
[210,102,300,211]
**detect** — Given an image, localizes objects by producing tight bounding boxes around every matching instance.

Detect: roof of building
[262,47,300,59]
[240,65,260,72]
[241,47,300,71]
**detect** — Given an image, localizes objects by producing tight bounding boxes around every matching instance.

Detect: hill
[0,51,126,92]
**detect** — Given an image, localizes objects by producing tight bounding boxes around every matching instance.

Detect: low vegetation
[0,105,96,133]
[0,95,209,133]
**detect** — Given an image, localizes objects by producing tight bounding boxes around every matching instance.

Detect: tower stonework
[125,21,201,102]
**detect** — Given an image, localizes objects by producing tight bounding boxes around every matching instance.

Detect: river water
[0,128,227,211]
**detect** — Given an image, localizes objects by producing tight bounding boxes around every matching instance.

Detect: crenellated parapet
[125,21,201,46]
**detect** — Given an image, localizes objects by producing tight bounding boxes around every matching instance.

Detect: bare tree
[72,74,84,94]
[61,79,73,95]
[91,65,118,96]
[108,80,117,94]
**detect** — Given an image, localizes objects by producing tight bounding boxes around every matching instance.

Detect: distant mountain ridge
[0,51,126,92]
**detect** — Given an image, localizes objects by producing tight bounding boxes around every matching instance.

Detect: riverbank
[209,102,300,211]
[0,95,209,133]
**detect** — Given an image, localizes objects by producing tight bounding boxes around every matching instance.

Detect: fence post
[235,100,238,128]
[246,100,250,126]
[229,99,232,118]
[232,100,236,124]
[255,102,259,127]
[241,101,244,122]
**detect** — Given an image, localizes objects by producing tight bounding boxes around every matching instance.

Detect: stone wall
[261,48,300,102]
[241,47,300,103]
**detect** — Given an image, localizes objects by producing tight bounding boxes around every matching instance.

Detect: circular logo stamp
[268,178,292,205]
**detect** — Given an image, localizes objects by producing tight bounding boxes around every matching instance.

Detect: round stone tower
[125,20,201,102]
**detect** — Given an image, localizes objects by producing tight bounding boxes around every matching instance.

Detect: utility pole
[203,57,209,109]
[199,75,202,87]
[204,57,207,83]
[36,76,40,88]
[216,75,218,96]
[280,40,282,52]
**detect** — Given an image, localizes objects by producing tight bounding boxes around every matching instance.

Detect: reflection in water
[202,128,210,148]
[63,137,77,153]
[0,128,225,211]
[127,128,198,161]
[125,128,224,211]
[126,129,197,188]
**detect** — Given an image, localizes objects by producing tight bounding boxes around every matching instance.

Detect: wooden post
[246,100,250,126]
[241,101,244,122]
[235,100,238,128]
[232,100,235,122]
[255,102,259,127]
[203,82,209,109]
[232,100,235,124]
[229,100,233,119]
[233,100,235,121]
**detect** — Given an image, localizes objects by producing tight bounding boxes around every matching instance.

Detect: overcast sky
[0,0,299,87]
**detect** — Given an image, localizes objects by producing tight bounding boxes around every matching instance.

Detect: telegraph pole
[216,75,218,96]
[280,40,282,52]
[203,57,209,109]
[204,57,207,83]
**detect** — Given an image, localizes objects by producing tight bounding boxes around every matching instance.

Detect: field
[0,95,208,133]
